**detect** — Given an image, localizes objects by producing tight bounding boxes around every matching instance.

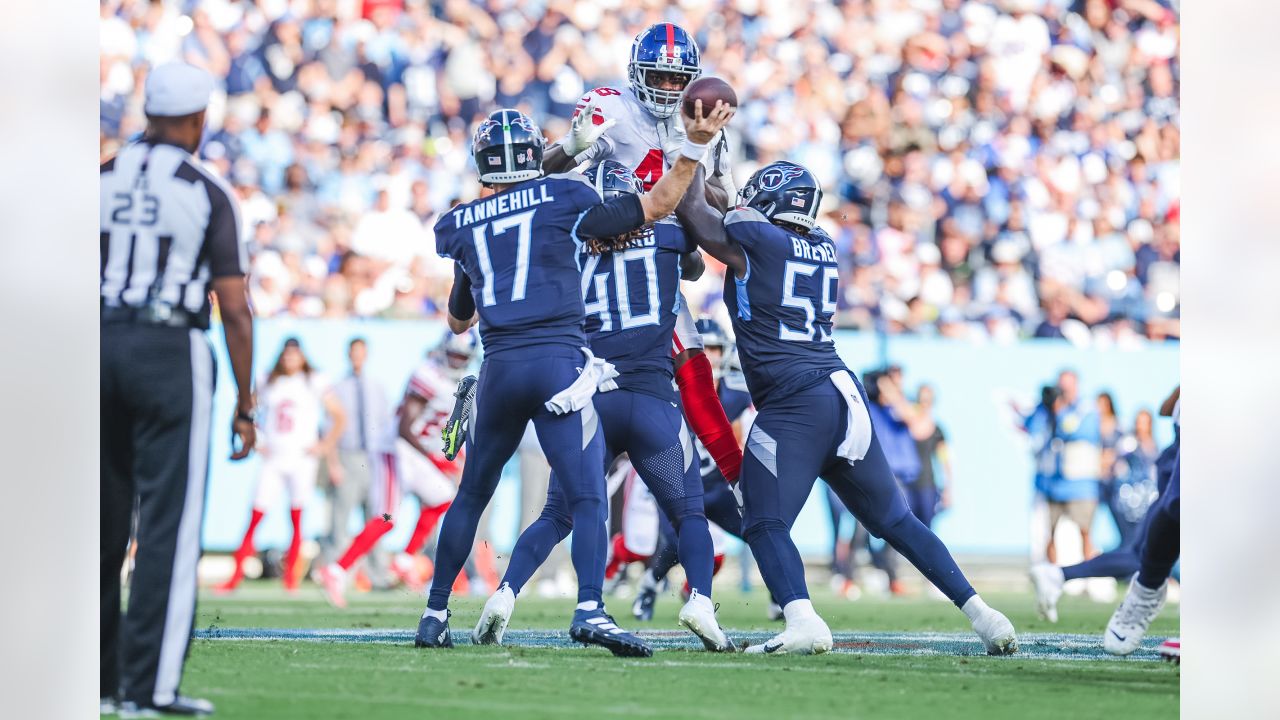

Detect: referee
[101,63,256,717]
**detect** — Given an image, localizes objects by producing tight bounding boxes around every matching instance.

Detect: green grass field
[133,581,1179,719]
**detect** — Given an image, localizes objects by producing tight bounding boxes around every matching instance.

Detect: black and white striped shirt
[100,140,246,323]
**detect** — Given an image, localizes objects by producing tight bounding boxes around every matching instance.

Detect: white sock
[782,599,818,624]
[638,569,659,591]
[961,595,990,623]
[686,589,713,609]
[576,600,599,612]
[422,607,447,622]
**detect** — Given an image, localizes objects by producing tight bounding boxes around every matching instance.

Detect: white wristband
[679,140,708,161]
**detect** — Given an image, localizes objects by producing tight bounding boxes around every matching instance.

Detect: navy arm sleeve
[574,193,645,239]
[447,262,475,319]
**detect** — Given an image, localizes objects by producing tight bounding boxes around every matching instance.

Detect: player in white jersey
[218,338,346,593]
[542,22,745,492]
[316,331,480,606]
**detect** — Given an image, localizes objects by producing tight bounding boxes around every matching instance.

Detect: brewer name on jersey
[452,185,556,229]
[788,236,837,264]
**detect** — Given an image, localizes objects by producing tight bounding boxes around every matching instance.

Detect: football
[682,76,738,118]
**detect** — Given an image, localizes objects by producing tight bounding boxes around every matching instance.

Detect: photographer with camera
[1017,370,1102,564]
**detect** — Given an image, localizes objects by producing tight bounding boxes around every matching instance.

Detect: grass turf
[162,582,1179,719]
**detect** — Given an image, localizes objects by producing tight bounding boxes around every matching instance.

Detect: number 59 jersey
[722,207,847,409]
[434,173,604,356]
[580,218,695,399]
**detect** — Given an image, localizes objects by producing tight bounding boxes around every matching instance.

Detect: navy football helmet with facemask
[628,23,703,119]
[472,109,544,185]
[739,161,823,232]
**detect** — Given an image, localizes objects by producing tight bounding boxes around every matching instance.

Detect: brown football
[681,76,738,119]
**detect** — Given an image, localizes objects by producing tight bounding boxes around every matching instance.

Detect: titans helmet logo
[757,164,807,191]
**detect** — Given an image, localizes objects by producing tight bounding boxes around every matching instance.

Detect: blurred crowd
[100,0,1180,344]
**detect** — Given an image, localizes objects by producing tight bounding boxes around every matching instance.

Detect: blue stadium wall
[202,320,1179,557]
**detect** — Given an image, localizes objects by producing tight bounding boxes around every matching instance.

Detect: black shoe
[632,585,657,622]
[570,608,652,658]
[415,610,454,648]
[441,375,477,461]
[118,696,214,717]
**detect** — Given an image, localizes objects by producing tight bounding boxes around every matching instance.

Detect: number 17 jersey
[722,207,847,409]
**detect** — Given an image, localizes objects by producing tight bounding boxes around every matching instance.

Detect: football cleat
[632,585,657,622]
[570,608,652,658]
[1104,577,1167,656]
[1029,562,1065,623]
[101,696,119,715]
[117,696,214,717]
[441,375,477,461]
[415,610,454,649]
[678,591,735,652]
[473,583,516,645]
[970,604,1019,655]
[1158,637,1180,664]
[316,563,348,609]
[744,613,833,655]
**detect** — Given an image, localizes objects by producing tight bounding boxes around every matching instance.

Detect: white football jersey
[378,359,457,455]
[260,372,330,454]
[573,86,717,190]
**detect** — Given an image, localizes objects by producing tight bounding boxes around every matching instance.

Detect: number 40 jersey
[580,218,695,399]
[722,207,847,410]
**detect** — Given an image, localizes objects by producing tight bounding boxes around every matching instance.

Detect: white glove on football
[564,97,617,156]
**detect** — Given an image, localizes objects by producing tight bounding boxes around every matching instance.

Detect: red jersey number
[635,149,665,191]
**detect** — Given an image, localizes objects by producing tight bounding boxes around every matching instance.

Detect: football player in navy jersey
[414,103,733,657]
[632,318,769,622]
[477,160,734,652]
[676,161,1019,655]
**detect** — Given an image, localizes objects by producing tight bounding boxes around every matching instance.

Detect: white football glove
[563,97,617,156]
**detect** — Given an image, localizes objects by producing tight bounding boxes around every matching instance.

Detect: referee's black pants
[101,323,214,706]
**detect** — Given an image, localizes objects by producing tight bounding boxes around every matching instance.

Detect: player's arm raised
[638,99,734,223]
[544,96,617,173]
[674,164,747,278]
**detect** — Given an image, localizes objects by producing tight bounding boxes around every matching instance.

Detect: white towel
[829,370,872,465]
[544,348,620,415]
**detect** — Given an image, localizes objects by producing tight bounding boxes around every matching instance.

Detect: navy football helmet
[583,159,644,201]
[739,161,823,232]
[628,23,703,119]
[694,317,728,349]
[472,109,544,185]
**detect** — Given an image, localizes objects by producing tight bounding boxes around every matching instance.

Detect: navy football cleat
[570,608,652,658]
[117,695,214,717]
[632,586,657,622]
[415,610,454,649]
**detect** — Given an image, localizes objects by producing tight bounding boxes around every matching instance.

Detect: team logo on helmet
[757,164,807,191]
[510,114,539,135]
[606,164,641,190]
[474,120,497,144]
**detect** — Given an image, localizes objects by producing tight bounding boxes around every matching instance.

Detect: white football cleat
[964,596,1019,655]
[745,612,832,655]
[316,563,348,609]
[1158,637,1180,664]
[1104,577,1167,656]
[472,582,516,645]
[1029,563,1065,623]
[677,590,735,652]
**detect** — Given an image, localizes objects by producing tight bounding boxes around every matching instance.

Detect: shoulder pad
[725,206,770,226]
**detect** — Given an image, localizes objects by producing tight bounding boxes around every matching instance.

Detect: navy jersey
[718,380,752,424]
[435,173,602,355]
[580,218,693,399]
[722,207,847,408]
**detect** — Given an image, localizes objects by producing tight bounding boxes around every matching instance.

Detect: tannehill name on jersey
[453,185,556,229]
[790,236,837,263]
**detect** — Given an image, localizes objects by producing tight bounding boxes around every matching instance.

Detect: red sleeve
[676,352,743,483]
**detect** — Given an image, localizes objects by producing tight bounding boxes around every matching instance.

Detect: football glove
[441,374,478,462]
[564,97,618,156]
